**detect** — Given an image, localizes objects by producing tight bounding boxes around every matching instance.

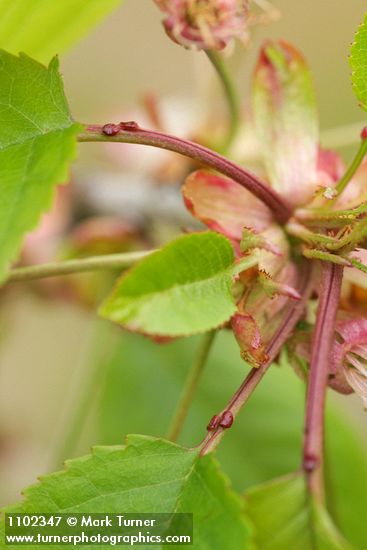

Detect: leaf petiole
[302,263,343,503]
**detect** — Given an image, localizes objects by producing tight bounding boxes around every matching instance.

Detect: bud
[154,0,249,51]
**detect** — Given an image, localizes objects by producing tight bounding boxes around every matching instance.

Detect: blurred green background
[0,1,367,547]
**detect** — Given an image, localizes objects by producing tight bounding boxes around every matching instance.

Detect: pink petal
[314,152,367,209]
[253,40,319,206]
[344,368,367,409]
[183,170,272,240]
[347,354,367,375]
[335,316,367,347]
[331,316,367,406]
[316,148,345,192]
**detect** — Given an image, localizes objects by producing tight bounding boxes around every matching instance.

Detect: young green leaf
[253,41,319,206]
[99,232,237,337]
[0,435,252,550]
[0,0,121,62]
[245,473,352,550]
[350,13,367,111]
[0,50,80,283]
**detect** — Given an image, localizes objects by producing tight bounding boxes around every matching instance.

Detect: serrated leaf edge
[98,231,238,338]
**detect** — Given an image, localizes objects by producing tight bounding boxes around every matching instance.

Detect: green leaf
[324,406,367,550]
[253,41,319,207]
[0,435,253,550]
[0,0,122,63]
[99,330,367,549]
[350,13,367,111]
[245,473,352,550]
[99,232,237,337]
[0,50,80,283]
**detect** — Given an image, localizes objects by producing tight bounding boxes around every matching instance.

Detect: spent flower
[182,39,367,406]
[154,0,249,50]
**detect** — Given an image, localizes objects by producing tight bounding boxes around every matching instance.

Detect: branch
[302,262,343,503]
[200,261,315,455]
[78,124,293,225]
[7,251,153,282]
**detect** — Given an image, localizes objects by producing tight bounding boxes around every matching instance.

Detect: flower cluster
[183,40,367,407]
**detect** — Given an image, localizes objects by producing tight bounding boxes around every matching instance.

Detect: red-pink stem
[78,125,292,225]
[302,262,343,503]
[201,262,314,455]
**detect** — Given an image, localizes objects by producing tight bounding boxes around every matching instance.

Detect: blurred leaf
[245,473,351,549]
[98,331,367,548]
[350,13,367,111]
[1,435,252,550]
[99,232,237,337]
[0,0,122,62]
[253,40,319,206]
[0,51,80,283]
[324,404,367,549]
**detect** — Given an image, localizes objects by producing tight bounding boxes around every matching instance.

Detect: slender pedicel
[302,262,343,503]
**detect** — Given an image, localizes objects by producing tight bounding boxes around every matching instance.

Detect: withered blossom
[154,0,249,50]
[182,39,367,406]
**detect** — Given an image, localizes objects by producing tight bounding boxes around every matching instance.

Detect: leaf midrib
[117,267,233,302]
